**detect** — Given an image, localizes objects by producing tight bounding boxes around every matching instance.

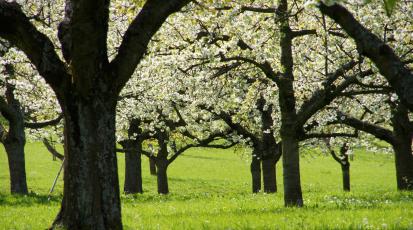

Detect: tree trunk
[281,133,303,206]
[341,163,350,191]
[52,97,122,229]
[258,95,278,194]
[155,159,169,194]
[3,103,28,195]
[5,139,28,194]
[0,69,28,195]
[277,0,303,207]
[121,141,143,194]
[149,158,157,175]
[391,104,413,190]
[250,150,261,193]
[393,143,413,190]
[262,155,277,193]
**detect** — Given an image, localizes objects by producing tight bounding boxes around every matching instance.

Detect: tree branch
[167,130,232,164]
[0,1,68,93]
[291,29,317,39]
[296,60,360,126]
[219,53,280,82]
[338,89,391,97]
[110,0,191,93]
[319,3,413,112]
[25,114,63,129]
[332,112,395,145]
[42,138,64,161]
[303,132,358,140]
[211,5,276,13]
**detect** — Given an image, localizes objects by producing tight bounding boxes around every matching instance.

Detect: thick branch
[319,3,413,111]
[219,54,280,82]
[0,1,68,93]
[168,131,232,164]
[296,61,365,126]
[25,114,63,129]
[42,138,64,161]
[0,96,17,123]
[338,89,391,97]
[213,5,276,13]
[291,29,317,38]
[332,112,395,145]
[110,0,191,93]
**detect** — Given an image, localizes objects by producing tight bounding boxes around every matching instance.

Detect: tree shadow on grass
[181,154,228,161]
[0,192,62,207]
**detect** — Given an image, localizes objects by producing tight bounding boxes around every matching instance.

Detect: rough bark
[341,163,350,191]
[0,66,28,195]
[149,158,157,175]
[393,142,413,190]
[327,144,351,192]
[155,159,169,195]
[52,97,122,229]
[277,0,303,207]
[154,131,170,194]
[262,155,276,193]
[250,149,261,193]
[5,136,27,194]
[257,93,279,193]
[391,105,413,190]
[120,140,143,194]
[280,130,302,206]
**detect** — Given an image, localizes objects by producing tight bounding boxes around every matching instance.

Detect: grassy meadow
[0,142,412,229]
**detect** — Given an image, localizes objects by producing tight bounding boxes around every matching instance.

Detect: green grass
[1,143,413,229]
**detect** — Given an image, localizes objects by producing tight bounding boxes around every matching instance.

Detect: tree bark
[250,150,261,193]
[149,158,157,175]
[120,141,143,194]
[262,155,276,193]
[52,97,122,229]
[155,159,169,194]
[5,137,28,194]
[281,131,303,206]
[391,104,413,190]
[0,69,28,195]
[258,95,279,194]
[341,163,350,191]
[393,142,413,190]
[277,0,303,207]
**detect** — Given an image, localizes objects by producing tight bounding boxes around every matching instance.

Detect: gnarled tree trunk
[120,140,143,194]
[3,96,28,194]
[4,130,27,195]
[52,96,122,229]
[341,163,350,191]
[250,149,261,193]
[262,154,276,193]
[149,158,157,175]
[280,129,302,206]
[277,0,303,207]
[391,104,413,190]
[0,65,28,195]
[155,159,169,194]
[393,141,413,190]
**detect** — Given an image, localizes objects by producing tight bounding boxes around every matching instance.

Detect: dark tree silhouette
[0,0,190,228]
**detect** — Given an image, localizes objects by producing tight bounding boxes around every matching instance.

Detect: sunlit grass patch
[0,143,412,229]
